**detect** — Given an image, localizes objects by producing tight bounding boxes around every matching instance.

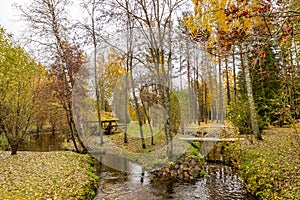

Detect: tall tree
[78,0,107,144]
[116,0,188,157]
[50,41,88,151]
[186,0,266,139]
[19,0,87,152]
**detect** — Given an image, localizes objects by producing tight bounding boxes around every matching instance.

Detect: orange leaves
[186,0,258,54]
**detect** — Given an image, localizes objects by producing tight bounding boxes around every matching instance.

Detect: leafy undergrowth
[228,127,300,200]
[0,151,98,200]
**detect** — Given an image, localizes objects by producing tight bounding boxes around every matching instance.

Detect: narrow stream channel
[17,133,256,200]
[93,155,256,200]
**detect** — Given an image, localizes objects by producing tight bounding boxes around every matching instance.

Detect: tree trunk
[124,1,132,144]
[243,54,262,140]
[186,38,192,124]
[129,52,146,149]
[140,91,154,145]
[207,57,215,122]
[10,142,18,155]
[232,51,237,104]
[64,105,79,152]
[94,45,104,145]
[123,73,129,144]
[71,115,88,153]
[165,87,173,159]
[203,80,208,123]
[218,56,224,123]
[225,56,231,105]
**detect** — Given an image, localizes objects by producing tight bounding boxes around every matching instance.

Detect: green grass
[124,123,162,138]
[0,151,98,200]
[118,122,164,138]
[108,123,168,154]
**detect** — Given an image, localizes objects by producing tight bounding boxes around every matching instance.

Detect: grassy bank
[224,127,300,200]
[0,151,98,200]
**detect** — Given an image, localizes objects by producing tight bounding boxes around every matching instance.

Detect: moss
[87,171,99,182]
[199,170,206,177]
[186,142,204,159]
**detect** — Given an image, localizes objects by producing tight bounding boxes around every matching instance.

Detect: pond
[93,154,256,200]
[18,132,64,152]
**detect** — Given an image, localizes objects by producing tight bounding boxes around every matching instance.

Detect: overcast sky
[0,0,30,39]
[0,0,82,41]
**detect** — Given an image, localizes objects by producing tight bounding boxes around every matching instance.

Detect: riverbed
[93,155,256,200]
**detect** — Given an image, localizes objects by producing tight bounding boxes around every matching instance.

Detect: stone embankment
[151,155,205,182]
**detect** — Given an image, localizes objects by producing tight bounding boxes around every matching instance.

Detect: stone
[189,168,200,178]
[165,167,170,173]
[184,173,190,181]
[190,158,198,166]
[162,171,168,177]
[170,169,177,177]
[177,168,183,175]
[185,157,191,163]
[194,165,201,171]
[181,162,189,170]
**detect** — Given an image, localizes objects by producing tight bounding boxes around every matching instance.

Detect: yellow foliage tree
[97,48,126,111]
[0,28,45,154]
[185,0,262,54]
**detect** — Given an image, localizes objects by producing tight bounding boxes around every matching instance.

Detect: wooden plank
[199,126,235,129]
[179,137,245,142]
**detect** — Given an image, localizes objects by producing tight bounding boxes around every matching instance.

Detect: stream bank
[224,128,300,200]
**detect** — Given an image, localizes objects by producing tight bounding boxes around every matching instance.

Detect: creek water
[18,132,64,151]
[18,133,256,200]
[93,154,256,200]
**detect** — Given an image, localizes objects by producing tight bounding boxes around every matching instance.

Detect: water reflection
[93,155,256,200]
[18,133,64,152]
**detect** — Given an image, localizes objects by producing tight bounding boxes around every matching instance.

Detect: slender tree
[19,0,87,152]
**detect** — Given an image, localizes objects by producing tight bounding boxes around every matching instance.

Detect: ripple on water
[93,156,256,200]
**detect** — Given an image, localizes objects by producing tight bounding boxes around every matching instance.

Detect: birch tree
[18,0,87,152]
[77,0,107,144]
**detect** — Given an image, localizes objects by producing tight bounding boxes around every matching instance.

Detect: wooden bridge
[179,123,246,161]
[179,137,245,142]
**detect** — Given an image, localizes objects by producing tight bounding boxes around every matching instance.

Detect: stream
[93,154,256,200]
[18,133,256,200]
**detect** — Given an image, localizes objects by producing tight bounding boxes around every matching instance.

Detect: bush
[227,98,268,135]
[0,136,8,150]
